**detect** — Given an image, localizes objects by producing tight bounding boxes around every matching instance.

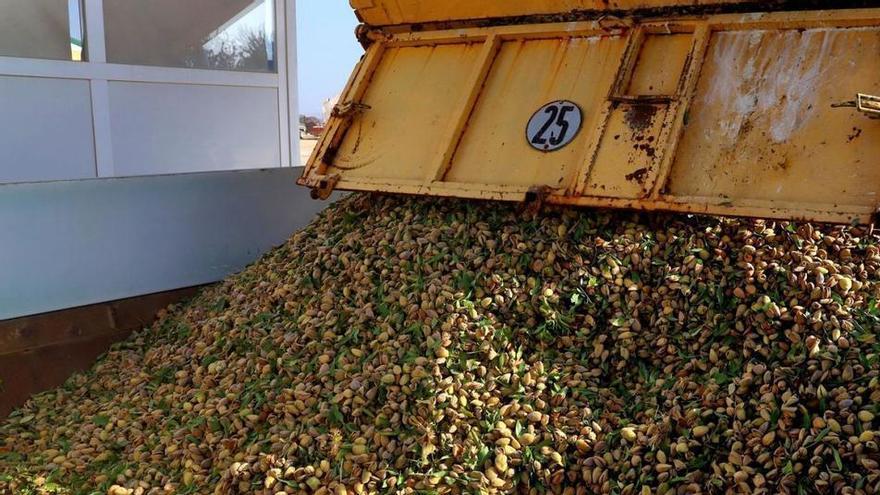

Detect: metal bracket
[597,15,633,34]
[356,25,391,49]
[355,24,374,49]
[299,174,341,200]
[332,102,372,120]
[522,185,555,215]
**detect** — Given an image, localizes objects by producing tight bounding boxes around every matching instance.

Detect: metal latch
[832,93,880,119]
[858,94,880,117]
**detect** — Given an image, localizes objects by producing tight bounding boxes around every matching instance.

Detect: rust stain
[774,156,791,171]
[624,103,658,131]
[625,167,650,183]
[362,1,878,33]
[738,118,754,138]
[848,127,863,142]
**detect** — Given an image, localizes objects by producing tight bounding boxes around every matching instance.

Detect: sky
[68,0,82,42]
[296,1,363,118]
[203,2,271,56]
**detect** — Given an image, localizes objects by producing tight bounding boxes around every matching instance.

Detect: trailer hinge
[356,25,390,49]
[356,24,371,49]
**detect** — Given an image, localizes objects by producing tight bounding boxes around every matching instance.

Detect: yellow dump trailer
[300,1,880,224]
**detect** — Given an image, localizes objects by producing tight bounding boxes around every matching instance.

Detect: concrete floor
[299,138,318,166]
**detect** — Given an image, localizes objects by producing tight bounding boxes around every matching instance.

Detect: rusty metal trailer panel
[349,0,754,26]
[300,7,880,224]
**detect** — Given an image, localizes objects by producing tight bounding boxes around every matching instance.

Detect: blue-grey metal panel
[0,168,331,320]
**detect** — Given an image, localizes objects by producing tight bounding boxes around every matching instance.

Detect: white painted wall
[109,82,281,176]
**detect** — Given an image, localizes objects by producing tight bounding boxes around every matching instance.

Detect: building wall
[0,168,329,320]
[0,0,298,184]
[0,0,320,320]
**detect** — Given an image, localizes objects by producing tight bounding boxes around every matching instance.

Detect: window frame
[0,0,299,182]
[101,0,279,74]
[0,0,87,62]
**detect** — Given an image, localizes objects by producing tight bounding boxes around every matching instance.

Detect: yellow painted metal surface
[668,28,880,211]
[446,36,627,188]
[331,43,484,181]
[350,0,749,27]
[301,8,880,224]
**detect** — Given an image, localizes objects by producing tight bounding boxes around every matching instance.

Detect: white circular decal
[526,100,583,152]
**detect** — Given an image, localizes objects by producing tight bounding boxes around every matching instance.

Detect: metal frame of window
[0,0,300,180]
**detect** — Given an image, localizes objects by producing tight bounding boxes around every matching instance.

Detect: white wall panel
[0,76,96,183]
[108,82,281,176]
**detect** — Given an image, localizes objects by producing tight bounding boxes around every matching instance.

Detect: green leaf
[477,444,490,465]
[802,413,812,430]
[328,405,345,427]
[769,408,780,426]
[93,415,110,427]
[44,482,62,492]
[806,427,831,448]
[611,317,628,327]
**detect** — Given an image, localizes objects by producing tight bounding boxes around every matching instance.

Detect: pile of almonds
[2,193,879,495]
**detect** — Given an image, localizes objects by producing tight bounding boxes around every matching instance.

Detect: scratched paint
[703,29,837,144]
[668,24,880,210]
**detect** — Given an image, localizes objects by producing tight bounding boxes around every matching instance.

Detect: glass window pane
[0,0,84,61]
[104,0,276,73]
